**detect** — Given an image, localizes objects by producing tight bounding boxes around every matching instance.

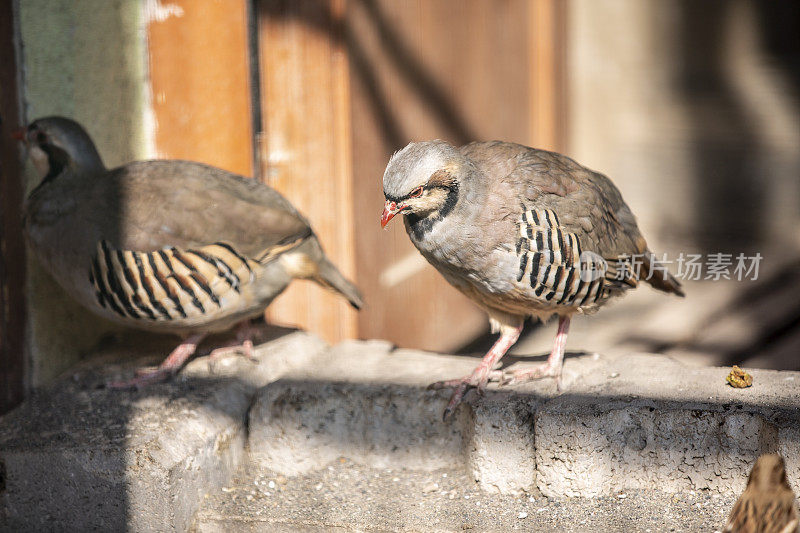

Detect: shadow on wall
[675,0,800,253]
[258,0,477,154]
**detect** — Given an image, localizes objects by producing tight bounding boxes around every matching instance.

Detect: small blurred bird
[724,454,799,533]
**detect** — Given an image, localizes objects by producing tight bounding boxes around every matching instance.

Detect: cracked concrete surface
[248,343,800,499]
[0,328,325,531]
[1,329,799,531]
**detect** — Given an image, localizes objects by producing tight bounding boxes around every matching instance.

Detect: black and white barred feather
[515,207,637,307]
[88,241,257,322]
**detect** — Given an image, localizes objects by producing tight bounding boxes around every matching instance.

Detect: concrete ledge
[534,353,795,498]
[3,333,800,530]
[0,329,326,531]
[249,340,474,476]
[247,344,800,498]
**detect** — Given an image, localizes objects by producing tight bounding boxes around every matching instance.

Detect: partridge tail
[273,235,364,309]
[641,251,685,297]
[316,256,364,310]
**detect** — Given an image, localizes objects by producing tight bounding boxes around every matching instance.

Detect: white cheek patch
[29,146,50,177]
[407,188,448,214]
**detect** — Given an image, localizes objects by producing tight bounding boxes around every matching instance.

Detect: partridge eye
[36,132,48,145]
[409,186,423,198]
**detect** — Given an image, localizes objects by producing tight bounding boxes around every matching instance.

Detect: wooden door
[147,0,254,177]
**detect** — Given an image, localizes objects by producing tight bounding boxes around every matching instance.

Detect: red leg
[107,333,206,389]
[429,323,524,421]
[502,315,570,390]
[207,320,261,363]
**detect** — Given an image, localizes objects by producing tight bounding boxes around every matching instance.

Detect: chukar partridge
[724,454,799,533]
[20,116,362,388]
[381,140,684,420]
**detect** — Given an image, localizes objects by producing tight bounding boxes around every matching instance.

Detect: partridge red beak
[11,128,26,141]
[381,199,406,229]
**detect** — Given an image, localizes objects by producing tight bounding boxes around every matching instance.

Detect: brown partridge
[20,116,363,388]
[381,140,683,420]
[724,454,799,533]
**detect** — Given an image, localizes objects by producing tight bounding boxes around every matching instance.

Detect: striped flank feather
[88,241,257,322]
[515,207,637,307]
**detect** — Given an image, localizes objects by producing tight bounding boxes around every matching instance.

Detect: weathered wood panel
[530,0,567,151]
[147,0,254,176]
[257,0,359,342]
[0,0,26,414]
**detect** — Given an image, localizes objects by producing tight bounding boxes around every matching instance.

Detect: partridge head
[20,116,363,387]
[382,140,684,420]
[381,140,463,228]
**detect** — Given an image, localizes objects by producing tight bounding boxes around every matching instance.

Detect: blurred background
[1,0,798,414]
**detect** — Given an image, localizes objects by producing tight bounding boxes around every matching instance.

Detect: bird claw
[106,367,173,390]
[426,381,447,391]
[499,372,516,387]
[427,375,472,421]
[496,365,562,389]
[431,373,496,421]
[134,365,159,377]
[427,376,469,391]
[442,382,470,422]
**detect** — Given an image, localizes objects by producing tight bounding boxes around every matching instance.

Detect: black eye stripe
[384,185,432,203]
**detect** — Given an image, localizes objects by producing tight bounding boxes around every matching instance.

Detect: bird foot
[499,364,563,391]
[106,367,175,390]
[206,339,258,374]
[207,339,258,364]
[428,369,504,422]
[207,320,264,370]
[106,333,203,390]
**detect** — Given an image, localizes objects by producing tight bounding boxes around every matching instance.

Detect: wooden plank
[147,0,253,176]
[529,0,567,152]
[0,1,26,414]
[257,0,358,343]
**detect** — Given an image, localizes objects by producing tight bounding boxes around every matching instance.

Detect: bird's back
[104,160,313,256]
